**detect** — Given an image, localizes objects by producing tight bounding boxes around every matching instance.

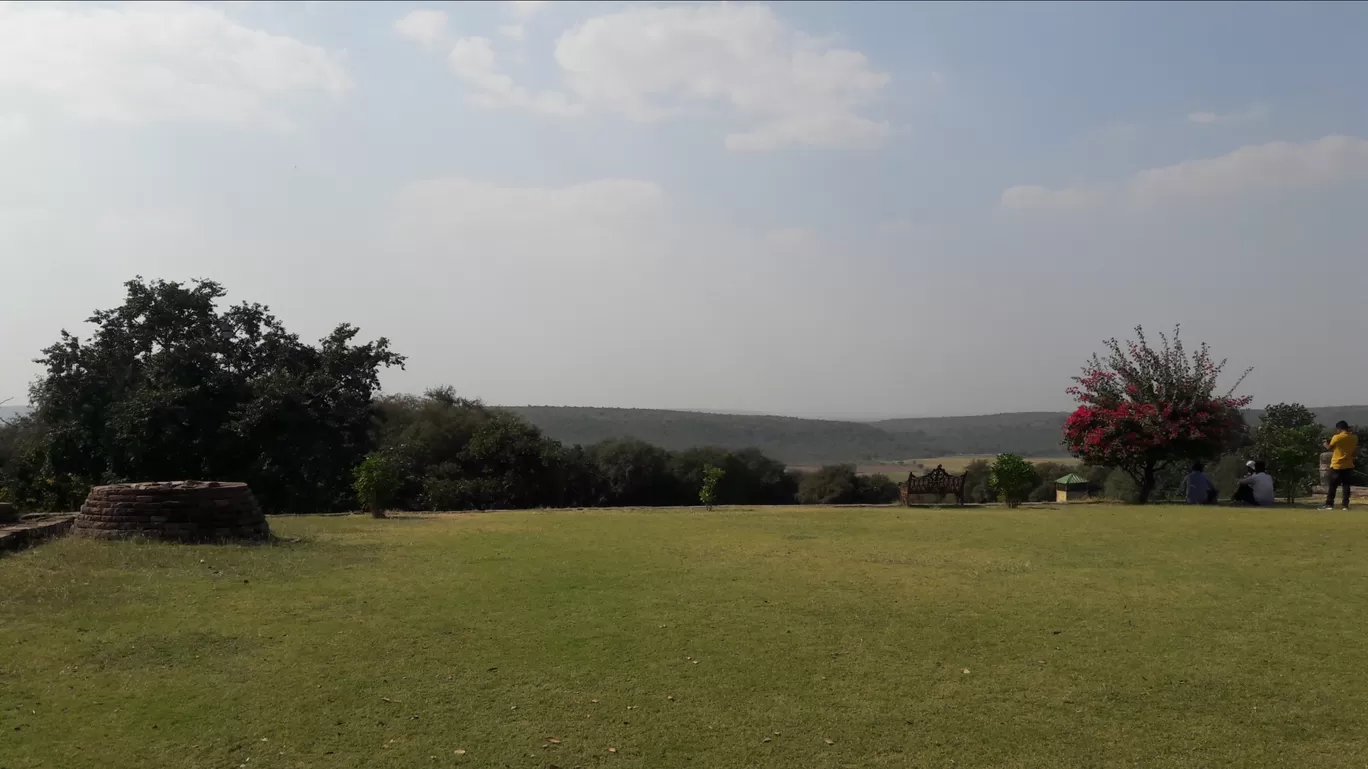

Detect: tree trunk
[1136,464,1156,504]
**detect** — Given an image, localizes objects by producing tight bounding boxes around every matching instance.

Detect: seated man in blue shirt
[1182,462,1218,505]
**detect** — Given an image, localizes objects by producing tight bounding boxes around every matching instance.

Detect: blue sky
[1,1,1365,418]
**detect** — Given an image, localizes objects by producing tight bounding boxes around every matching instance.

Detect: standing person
[1233,461,1275,506]
[1182,462,1217,505]
[1321,421,1358,510]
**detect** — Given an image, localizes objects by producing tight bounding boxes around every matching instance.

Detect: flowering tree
[1063,325,1251,503]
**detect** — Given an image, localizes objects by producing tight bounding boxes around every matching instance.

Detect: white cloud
[0,113,31,141]
[499,24,526,41]
[393,9,452,50]
[506,1,548,20]
[1002,135,1368,212]
[394,3,891,150]
[1187,104,1269,125]
[448,37,584,116]
[554,4,890,150]
[0,2,348,127]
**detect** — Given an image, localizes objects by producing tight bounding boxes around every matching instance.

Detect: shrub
[962,459,994,503]
[353,452,407,518]
[857,473,901,504]
[989,454,1039,508]
[1029,461,1077,502]
[699,466,725,510]
[797,464,859,505]
[1103,469,1138,502]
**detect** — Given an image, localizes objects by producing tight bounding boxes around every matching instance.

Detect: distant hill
[508,406,940,465]
[870,411,1073,457]
[7,402,1364,467]
[510,404,1368,466]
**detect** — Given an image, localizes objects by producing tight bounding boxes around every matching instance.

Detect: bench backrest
[897,465,969,504]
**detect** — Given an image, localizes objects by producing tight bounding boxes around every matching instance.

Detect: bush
[1029,461,1077,502]
[353,452,407,518]
[962,459,994,503]
[1103,469,1138,503]
[857,473,901,504]
[588,438,680,507]
[989,454,1039,508]
[794,466,900,505]
[699,466,725,510]
[797,465,859,504]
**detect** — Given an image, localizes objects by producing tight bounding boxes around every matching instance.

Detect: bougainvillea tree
[1063,325,1251,503]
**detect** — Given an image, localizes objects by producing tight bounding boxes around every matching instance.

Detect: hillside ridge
[7,404,1365,466]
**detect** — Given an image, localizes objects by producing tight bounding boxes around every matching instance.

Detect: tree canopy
[8,278,405,512]
[1063,326,1250,503]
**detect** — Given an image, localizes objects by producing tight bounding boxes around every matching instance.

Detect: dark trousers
[1232,484,1257,505]
[1326,468,1354,508]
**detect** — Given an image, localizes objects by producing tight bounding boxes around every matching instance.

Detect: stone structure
[73,481,270,542]
[898,466,968,506]
[1,515,75,554]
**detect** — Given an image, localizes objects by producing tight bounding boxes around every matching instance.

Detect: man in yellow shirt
[1322,421,1358,510]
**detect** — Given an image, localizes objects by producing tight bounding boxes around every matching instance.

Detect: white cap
[1246,460,1257,469]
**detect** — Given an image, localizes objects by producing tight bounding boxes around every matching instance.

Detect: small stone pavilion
[1054,473,1091,503]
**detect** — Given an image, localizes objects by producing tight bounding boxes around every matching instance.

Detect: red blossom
[1062,325,1251,502]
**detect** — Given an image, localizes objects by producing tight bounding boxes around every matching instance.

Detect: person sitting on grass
[1320,421,1358,510]
[1232,460,1274,506]
[1182,462,1218,505]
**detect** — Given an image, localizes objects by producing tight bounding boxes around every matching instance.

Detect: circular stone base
[73,481,271,543]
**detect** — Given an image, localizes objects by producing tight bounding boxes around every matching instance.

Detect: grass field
[4,505,1368,768]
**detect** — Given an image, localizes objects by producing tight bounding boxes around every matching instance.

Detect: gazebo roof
[1055,473,1089,486]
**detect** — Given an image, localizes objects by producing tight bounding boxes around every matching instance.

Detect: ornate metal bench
[898,465,968,506]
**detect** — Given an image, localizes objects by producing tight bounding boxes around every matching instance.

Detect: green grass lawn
[4,505,1368,768]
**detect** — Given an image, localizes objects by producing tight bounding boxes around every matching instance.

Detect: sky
[1,1,1365,420]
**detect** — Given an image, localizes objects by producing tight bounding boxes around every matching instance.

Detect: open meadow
[4,505,1368,768]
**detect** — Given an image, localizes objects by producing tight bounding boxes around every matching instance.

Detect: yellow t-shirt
[1329,431,1358,470]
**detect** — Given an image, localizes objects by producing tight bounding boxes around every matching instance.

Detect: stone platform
[73,481,271,543]
[0,515,76,554]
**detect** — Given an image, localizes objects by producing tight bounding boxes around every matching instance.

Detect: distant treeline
[1,384,897,512]
[370,389,805,510]
[3,277,1365,513]
[509,405,1368,465]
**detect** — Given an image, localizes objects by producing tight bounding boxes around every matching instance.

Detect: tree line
[0,279,903,513]
[1,283,1360,513]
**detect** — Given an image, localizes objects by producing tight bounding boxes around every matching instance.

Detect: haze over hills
[870,412,1075,457]
[509,406,941,465]
[6,404,1365,467]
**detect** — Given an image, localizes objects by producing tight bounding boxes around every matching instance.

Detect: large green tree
[13,278,404,512]
[1254,403,1325,503]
